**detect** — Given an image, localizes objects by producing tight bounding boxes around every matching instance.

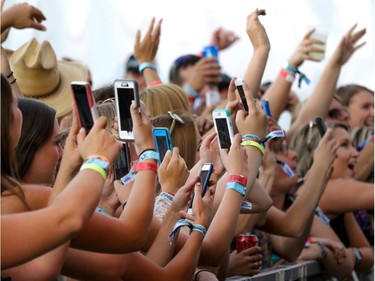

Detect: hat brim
[36,60,89,118]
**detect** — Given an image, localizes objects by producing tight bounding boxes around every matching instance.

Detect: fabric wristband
[228,175,247,187]
[139,150,160,163]
[241,140,265,156]
[159,191,175,201]
[183,84,200,99]
[86,154,110,164]
[96,207,110,216]
[353,247,363,266]
[190,224,207,237]
[169,219,193,245]
[241,134,262,143]
[80,162,107,180]
[279,68,295,83]
[135,162,158,173]
[148,80,162,87]
[226,181,246,196]
[139,62,157,73]
[284,63,310,88]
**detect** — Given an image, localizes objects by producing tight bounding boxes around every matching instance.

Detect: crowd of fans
[1,2,373,281]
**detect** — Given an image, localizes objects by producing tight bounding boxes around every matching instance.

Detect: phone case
[114,79,139,140]
[199,163,214,196]
[212,109,234,149]
[153,127,173,163]
[71,81,98,131]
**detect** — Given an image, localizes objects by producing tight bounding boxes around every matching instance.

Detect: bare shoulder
[1,184,52,214]
[327,178,372,189]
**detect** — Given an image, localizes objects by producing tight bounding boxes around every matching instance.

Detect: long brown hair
[1,74,24,200]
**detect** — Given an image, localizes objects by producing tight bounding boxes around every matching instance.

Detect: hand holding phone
[114,79,140,141]
[114,143,131,182]
[71,81,98,131]
[153,127,173,163]
[235,79,249,112]
[189,163,214,208]
[212,109,234,150]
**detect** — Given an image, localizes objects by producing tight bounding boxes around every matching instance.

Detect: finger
[130,101,142,125]
[345,23,358,38]
[70,107,80,136]
[179,210,195,221]
[242,81,257,112]
[227,76,237,102]
[160,149,172,168]
[77,127,87,147]
[91,116,108,132]
[202,131,217,148]
[146,17,156,37]
[134,29,141,46]
[353,41,366,52]
[153,18,163,38]
[231,133,242,148]
[30,21,46,31]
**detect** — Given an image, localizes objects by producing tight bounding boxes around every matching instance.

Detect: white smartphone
[212,109,234,149]
[71,81,98,132]
[114,79,140,141]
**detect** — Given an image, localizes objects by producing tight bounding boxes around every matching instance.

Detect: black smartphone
[189,163,214,208]
[235,79,249,112]
[71,81,98,131]
[114,143,131,181]
[315,117,326,137]
[114,79,140,141]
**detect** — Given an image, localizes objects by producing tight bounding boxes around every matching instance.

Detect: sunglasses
[327,107,348,119]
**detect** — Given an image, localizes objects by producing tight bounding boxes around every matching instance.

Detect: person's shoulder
[2,184,52,214]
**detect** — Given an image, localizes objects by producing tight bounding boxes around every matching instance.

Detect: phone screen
[214,118,232,149]
[114,143,131,180]
[156,135,169,163]
[199,169,211,196]
[118,88,134,132]
[73,85,94,130]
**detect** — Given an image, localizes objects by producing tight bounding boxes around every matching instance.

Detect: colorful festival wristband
[241,140,265,156]
[226,181,246,196]
[135,162,158,173]
[228,175,248,187]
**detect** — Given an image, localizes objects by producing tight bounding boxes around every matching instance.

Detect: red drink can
[236,234,259,253]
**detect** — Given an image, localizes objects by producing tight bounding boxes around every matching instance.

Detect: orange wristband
[86,154,110,164]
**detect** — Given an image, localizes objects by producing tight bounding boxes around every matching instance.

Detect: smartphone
[153,127,173,163]
[206,90,221,107]
[261,98,272,117]
[114,142,131,181]
[234,79,249,112]
[189,163,214,208]
[71,81,98,131]
[315,117,326,137]
[212,109,234,149]
[114,79,140,141]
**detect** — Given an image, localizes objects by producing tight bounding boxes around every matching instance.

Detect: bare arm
[242,9,270,98]
[287,24,366,141]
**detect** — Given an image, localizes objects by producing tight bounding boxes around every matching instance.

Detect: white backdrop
[3,0,374,129]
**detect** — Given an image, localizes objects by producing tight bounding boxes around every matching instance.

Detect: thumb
[77,127,87,147]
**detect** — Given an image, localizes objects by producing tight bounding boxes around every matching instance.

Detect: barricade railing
[226,260,324,281]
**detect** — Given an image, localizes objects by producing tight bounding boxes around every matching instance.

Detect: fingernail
[131,100,136,108]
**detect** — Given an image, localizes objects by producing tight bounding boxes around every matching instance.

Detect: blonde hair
[140,84,192,117]
[290,121,348,177]
[152,114,197,169]
[96,99,116,132]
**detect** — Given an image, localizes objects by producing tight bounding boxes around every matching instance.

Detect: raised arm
[133,17,163,86]
[242,9,270,97]
[287,24,366,141]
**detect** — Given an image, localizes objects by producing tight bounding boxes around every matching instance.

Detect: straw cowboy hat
[9,38,89,118]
